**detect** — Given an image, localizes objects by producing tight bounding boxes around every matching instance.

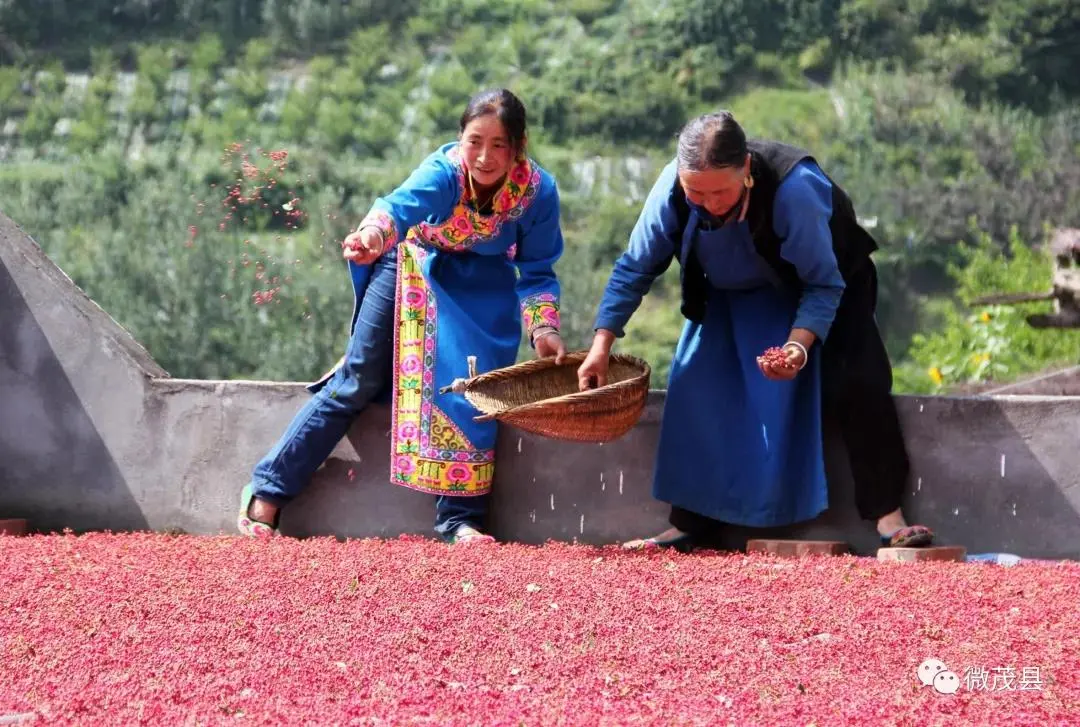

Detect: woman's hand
[342,227,384,265]
[577,329,615,390]
[534,330,567,364]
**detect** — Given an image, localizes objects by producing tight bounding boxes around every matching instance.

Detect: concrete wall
[3,212,1080,558]
[980,366,1080,396]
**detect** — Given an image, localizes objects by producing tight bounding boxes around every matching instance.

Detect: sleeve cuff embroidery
[520,292,561,337]
[357,209,400,254]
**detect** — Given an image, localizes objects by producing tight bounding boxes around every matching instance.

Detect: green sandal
[236,483,280,538]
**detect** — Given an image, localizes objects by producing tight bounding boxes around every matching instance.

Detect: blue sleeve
[593,160,681,337]
[357,151,459,248]
[515,174,564,339]
[773,161,846,342]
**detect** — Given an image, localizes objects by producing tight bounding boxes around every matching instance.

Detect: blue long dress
[311,142,563,497]
[594,159,845,527]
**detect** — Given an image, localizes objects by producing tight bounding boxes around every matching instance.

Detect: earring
[743,175,754,189]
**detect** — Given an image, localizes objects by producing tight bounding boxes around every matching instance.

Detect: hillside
[1,0,1078,391]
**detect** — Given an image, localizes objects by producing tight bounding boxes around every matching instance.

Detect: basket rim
[462,350,651,418]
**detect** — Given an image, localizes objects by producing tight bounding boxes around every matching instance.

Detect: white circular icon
[918,658,947,686]
[933,670,961,695]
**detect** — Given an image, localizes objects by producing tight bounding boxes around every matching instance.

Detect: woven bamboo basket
[445,351,651,443]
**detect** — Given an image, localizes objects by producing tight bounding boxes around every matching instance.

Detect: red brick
[746,539,849,558]
[877,546,967,563]
[0,519,28,536]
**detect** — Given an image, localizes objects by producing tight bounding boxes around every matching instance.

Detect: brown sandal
[883,525,934,548]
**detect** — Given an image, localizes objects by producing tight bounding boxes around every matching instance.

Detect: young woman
[238,89,566,544]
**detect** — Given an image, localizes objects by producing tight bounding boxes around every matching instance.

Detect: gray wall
[3,212,1079,558]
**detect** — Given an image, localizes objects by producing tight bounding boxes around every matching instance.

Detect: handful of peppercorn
[757,346,792,370]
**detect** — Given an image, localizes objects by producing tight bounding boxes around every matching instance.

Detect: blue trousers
[249,247,489,539]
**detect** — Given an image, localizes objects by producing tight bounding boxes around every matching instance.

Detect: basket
[450,350,651,443]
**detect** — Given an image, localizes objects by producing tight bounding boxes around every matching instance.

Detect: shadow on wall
[0,260,148,532]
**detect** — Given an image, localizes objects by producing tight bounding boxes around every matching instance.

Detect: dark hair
[676,111,747,172]
[459,88,528,155]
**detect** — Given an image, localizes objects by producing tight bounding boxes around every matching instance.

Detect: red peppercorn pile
[758,345,791,369]
[0,533,1075,724]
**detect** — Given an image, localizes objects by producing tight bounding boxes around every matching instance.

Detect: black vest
[673,139,878,323]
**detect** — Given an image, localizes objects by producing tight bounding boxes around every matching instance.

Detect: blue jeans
[249,247,489,540]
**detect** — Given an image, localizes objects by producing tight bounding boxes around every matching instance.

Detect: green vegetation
[1,0,1077,389]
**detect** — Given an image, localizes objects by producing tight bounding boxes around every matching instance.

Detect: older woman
[577,111,932,551]
[238,89,566,544]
